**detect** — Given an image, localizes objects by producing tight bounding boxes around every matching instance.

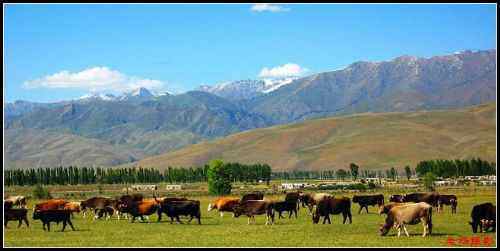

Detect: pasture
[3,185,496,247]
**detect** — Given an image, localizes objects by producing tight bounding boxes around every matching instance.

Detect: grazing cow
[273,200,298,219]
[379,202,433,237]
[157,200,201,224]
[33,209,76,232]
[5,196,28,208]
[299,192,333,215]
[312,196,352,224]
[469,202,496,233]
[352,194,384,214]
[241,192,264,202]
[402,192,440,208]
[233,200,275,225]
[207,197,240,217]
[34,199,68,211]
[389,195,404,203]
[63,201,81,218]
[4,208,30,228]
[116,197,159,223]
[378,202,415,215]
[437,195,458,214]
[80,197,115,218]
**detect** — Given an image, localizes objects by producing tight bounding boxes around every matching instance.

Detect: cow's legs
[62,221,67,232]
[358,206,363,214]
[176,216,183,224]
[23,217,29,227]
[365,206,369,214]
[220,212,224,217]
[397,226,401,237]
[67,219,76,231]
[46,222,51,232]
[422,222,427,237]
[403,225,410,237]
[247,217,251,225]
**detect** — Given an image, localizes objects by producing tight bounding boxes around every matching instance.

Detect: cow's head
[379,223,391,236]
[32,210,41,220]
[481,219,495,231]
[233,206,244,218]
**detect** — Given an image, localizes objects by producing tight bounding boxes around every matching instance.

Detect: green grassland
[4,185,496,247]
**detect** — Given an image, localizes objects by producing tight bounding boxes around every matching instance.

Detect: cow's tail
[268,202,275,223]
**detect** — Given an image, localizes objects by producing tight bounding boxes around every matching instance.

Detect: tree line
[415,158,496,178]
[5,162,272,187]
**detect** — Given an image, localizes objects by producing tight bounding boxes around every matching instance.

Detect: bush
[33,184,52,199]
[423,172,437,191]
[207,159,232,195]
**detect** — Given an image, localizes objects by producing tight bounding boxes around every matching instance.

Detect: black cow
[274,200,298,219]
[403,192,440,207]
[437,195,458,214]
[285,192,301,212]
[389,195,404,203]
[241,192,264,202]
[33,209,76,232]
[352,194,384,214]
[312,196,352,224]
[469,203,496,233]
[4,208,30,228]
[157,200,201,224]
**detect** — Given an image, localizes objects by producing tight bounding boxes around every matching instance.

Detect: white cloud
[23,67,165,93]
[251,4,290,13]
[258,63,308,79]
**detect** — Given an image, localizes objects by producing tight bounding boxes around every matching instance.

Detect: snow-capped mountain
[78,93,117,101]
[197,77,298,101]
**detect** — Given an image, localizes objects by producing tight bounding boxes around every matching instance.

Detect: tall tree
[349,163,359,181]
[207,159,232,195]
[404,166,412,181]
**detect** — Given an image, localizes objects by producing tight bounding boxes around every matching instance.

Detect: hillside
[130,102,496,171]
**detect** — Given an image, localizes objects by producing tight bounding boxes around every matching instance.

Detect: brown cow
[233,200,275,225]
[379,202,433,237]
[437,195,458,214]
[299,192,333,215]
[117,197,160,223]
[80,197,115,219]
[378,202,415,215]
[34,199,67,211]
[207,197,240,217]
[312,196,352,224]
[402,192,440,208]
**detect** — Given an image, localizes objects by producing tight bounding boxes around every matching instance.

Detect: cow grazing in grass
[117,196,159,223]
[312,196,352,224]
[352,194,384,214]
[33,209,76,232]
[379,202,433,237]
[233,200,275,225]
[5,196,28,208]
[4,208,30,228]
[402,192,440,208]
[207,197,240,217]
[469,202,496,233]
[241,192,264,202]
[34,199,68,211]
[437,195,458,214]
[273,200,298,219]
[299,192,333,215]
[389,195,404,203]
[158,200,201,224]
[378,202,415,215]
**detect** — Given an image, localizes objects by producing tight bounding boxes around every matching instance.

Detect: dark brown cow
[312,196,352,224]
[233,200,275,225]
[379,202,433,237]
[352,194,384,214]
[80,197,115,219]
[402,192,440,207]
[158,200,201,224]
[437,195,458,214]
[4,208,30,228]
[274,200,298,219]
[469,202,496,233]
[285,192,301,212]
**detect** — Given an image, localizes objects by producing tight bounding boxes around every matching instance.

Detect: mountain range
[4,49,497,169]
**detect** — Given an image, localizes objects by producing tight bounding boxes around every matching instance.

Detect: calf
[233,200,275,225]
[312,196,352,224]
[33,209,76,232]
[379,202,433,237]
[241,192,264,202]
[4,208,30,228]
[389,195,404,203]
[352,194,384,214]
[158,200,201,224]
[469,202,496,233]
[402,192,440,208]
[273,200,298,219]
[207,197,240,217]
[437,195,458,214]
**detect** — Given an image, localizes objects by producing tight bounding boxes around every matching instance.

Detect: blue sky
[4,3,497,103]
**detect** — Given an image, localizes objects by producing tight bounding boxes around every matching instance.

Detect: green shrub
[32,184,52,199]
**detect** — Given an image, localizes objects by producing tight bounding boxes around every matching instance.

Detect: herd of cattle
[4,192,496,237]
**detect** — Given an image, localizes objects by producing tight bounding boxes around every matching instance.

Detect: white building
[281,183,308,190]
[166,185,182,190]
[130,184,157,191]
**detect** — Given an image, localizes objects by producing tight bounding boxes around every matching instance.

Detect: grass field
[4,185,497,247]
